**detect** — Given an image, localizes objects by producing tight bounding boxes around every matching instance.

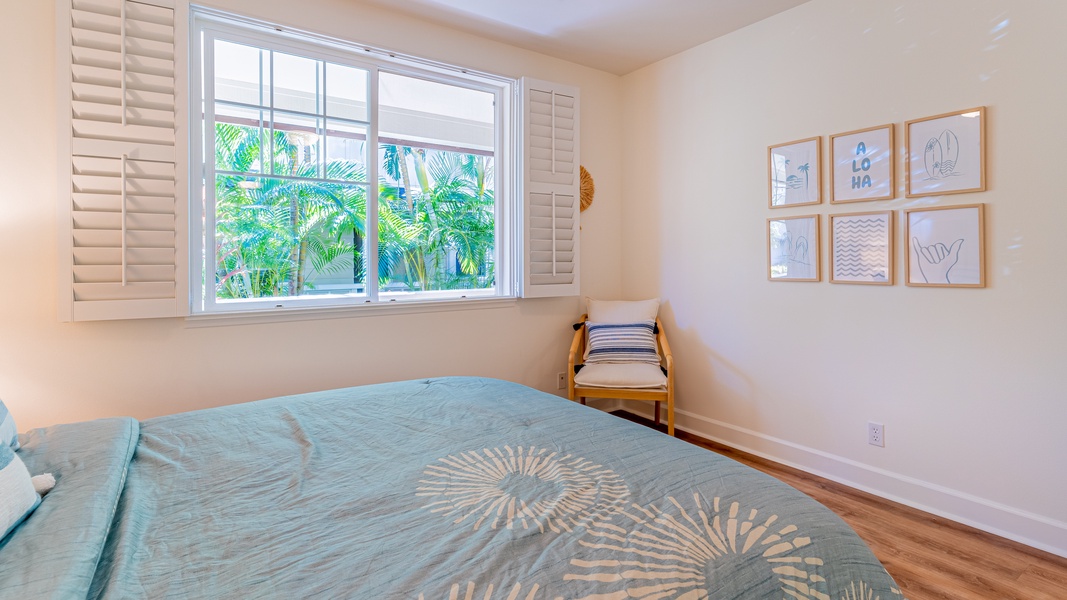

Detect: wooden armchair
[567,313,675,436]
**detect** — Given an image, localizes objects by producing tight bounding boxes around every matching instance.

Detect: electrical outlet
[868,422,884,447]
[557,372,567,390]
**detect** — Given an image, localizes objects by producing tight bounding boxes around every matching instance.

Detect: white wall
[621,0,1067,556]
[0,0,623,429]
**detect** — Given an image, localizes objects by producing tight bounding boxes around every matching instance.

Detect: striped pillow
[0,399,18,451]
[0,443,40,542]
[585,320,660,365]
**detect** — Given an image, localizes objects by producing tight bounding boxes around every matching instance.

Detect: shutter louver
[58,0,186,321]
[521,78,580,298]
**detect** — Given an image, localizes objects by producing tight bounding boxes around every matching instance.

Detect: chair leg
[667,393,675,437]
[654,401,661,427]
[579,397,586,406]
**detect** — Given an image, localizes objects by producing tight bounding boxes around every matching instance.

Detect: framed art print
[830,124,894,203]
[769,137,821,208]
[904,204,985,287]
[905,107,986,197]
[768,215,820,281]
[830,211,893,285]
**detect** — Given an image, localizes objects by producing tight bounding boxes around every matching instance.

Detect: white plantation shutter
[520,78,580,298]
[58,0,187,321]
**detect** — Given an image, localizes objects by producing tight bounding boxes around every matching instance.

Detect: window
[57,0,579,322]
[191,15,511,313]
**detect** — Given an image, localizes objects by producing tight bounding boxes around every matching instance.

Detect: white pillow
[584,320,660,365]
[0,399,19,450]
[586,298,659,324]
[0,444,41,541]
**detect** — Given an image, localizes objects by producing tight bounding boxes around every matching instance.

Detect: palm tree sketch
[785,156,803,190]
[772,143,818,206]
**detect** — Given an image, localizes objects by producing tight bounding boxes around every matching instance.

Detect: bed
[0,377,901,599]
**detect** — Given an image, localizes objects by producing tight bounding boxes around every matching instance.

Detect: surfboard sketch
[923,129,961,180]
[906,108,984,197]
[832,213,890,284]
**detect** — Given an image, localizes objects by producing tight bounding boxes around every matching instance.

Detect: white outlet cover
[867,422,884,447]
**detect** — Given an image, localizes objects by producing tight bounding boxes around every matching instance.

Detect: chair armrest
[568,314,587,370]
[656,317,673,374]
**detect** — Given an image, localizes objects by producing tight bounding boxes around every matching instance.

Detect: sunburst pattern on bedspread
[419,446,629,533]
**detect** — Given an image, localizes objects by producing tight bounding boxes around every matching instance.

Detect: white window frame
[189,9,515,316]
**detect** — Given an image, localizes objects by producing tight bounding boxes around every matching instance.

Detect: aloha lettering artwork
[852,141,873,189]
[831,124,894,203]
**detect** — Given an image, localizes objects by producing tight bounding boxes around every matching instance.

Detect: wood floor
[612,411,1067,600]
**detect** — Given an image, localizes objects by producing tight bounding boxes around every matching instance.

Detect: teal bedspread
[0,417,138,598]
[5,378,901,599]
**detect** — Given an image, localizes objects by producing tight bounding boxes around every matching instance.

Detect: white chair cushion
[573,363,667,390]
[586,298,659,324]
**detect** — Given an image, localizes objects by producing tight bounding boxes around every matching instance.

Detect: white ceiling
[353,0,812,75]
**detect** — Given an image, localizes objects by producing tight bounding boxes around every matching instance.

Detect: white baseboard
[615,402,1067,559]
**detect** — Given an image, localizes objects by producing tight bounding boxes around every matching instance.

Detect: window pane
[326,63,368,122]
[214,104,267,174]
[379,73,494,153]
[272,112,323,178]
[377,146,495,293]
[214,174,366,300]
[273,51,321,114]
[214,40,268,106]
[325,121,367,182]
[376,74,496,295]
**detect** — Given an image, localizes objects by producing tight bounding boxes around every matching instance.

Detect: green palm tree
[378,144,495,292]
[214,121,496,298]
[213,123,363,299]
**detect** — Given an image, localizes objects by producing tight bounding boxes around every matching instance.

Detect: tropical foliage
[213,122,495,300]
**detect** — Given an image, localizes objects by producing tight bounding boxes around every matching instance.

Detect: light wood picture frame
[830,124,894,203]
[904,204,985,288]
[905,107,986,198]
[768,214,820,281]
[830,211,893,285]
[769,137,821,208]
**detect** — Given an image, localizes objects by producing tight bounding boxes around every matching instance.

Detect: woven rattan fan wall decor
[580,165,595,211]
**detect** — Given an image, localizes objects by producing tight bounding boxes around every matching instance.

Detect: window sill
[185,296,517,328]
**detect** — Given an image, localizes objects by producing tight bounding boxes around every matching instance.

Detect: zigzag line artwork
[833,216,890,283]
